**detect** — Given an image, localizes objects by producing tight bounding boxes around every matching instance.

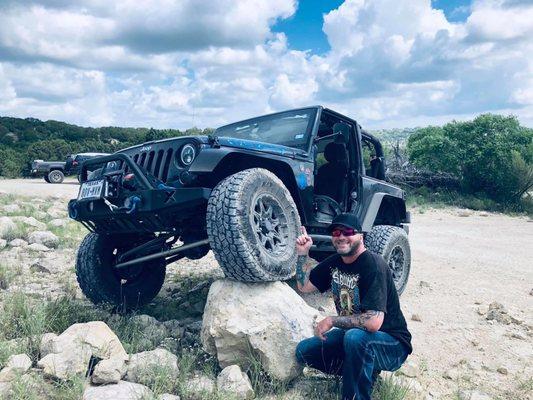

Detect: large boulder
[201,280,319,381]
[37,321,128,380]
[83,381,152,400]
[27,231,59,248]
[92,357,126,384]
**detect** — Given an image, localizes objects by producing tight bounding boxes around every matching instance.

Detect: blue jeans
[295,328,408,400]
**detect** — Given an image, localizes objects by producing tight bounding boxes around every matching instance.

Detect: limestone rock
[9,238,27,247]
[458,389,492,400]
[49,219,67,227]
[443,367,460,380]
[126,348,178,385]
[37,321,127,380]
[217,365,255,400]
[201,280,319,381]
[27,243,51,252]
[22,217,46,230]
[398,360,419,378]
[92,357,126,384]
[30,261,51,273]
[0,354,32,382]
[159,395,180,400]
[411,314,422,322]
[0,217,16,239]
[27,231,59,248]
[2,204,20,213]
[83,381,152,400]
[39,333,58,357]
[184,374,215,395]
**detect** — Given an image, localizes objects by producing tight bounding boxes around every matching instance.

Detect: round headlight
[180,144,196,166]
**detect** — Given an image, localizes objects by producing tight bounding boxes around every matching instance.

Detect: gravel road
[0,179,531,398]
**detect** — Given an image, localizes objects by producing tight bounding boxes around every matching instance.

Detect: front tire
[43,175,51,183]
[206,168,301,282]
[365,225,411,295]
[76,233,166,309]
[48,170,64,184]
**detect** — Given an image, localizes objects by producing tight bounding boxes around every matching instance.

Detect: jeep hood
[197,136,302,158]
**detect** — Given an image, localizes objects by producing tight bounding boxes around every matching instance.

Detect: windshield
[214,108,317,150]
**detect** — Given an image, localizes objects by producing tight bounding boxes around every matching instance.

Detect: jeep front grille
[128,148,174,182]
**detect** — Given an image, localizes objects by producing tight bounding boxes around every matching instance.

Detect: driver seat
[315,142,348,202]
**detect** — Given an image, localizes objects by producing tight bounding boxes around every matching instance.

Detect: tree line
[0,117,212,177]
[1,113,531,209]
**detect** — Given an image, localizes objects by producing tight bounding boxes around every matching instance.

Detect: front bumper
[68,153,211,234]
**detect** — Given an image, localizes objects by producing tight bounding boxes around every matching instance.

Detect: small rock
[0,217,16,239]
[27,231,59,248]
[477,305,489,316]
[398,360,419,378]
[457,389,492,400]
[92,357,126,384]
[0,354,32,382]
[126,348,179,385]
[82,380,152,400]
[162,320,184,339]
[184,374,216,395]
[22,217,46,230]
[2,204,20,213]
[30,262,51,273]
[0,239,6,249]
[159,395,181,400]
[509,332,526,340]
[496,367,508,375]
[27,243,51,252]
[217,365,255,400]
[457,210,472,217]
[443,368,460,380]
[8,239,27,247]
[411,314,422,322]
[49,219,67,227]
[478,212,489,217]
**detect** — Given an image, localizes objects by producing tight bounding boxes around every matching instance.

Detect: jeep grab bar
[79,153,154,190]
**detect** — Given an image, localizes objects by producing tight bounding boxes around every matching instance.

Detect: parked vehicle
[31,153,109,183]
[68,106,411,309]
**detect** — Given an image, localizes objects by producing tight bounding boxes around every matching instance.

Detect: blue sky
[0,0,532,129]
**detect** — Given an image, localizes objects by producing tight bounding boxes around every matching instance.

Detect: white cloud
[0,0,532,129]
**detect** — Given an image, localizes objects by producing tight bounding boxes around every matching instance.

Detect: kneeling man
[295,213,412,400]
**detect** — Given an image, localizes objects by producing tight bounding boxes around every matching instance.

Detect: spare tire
[206,168,300,282]
[365,225,411,295]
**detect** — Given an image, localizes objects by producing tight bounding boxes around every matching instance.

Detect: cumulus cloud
[0,0,532,129]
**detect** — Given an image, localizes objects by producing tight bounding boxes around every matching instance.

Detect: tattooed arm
[295,227,318,293]
[331,310,384,333]
[314,311,384,339]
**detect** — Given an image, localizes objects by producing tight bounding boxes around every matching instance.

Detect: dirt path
[0,180,531,398]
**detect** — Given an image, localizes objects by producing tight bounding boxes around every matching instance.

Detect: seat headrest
[324,142,347,162]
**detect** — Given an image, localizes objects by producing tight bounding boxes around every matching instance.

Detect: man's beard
[334,239,361,256]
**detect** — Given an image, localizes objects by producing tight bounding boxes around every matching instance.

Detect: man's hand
[296,226,313,256]
[314,316,333,341]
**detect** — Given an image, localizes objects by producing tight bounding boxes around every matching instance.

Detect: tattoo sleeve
[296,255,311,287]
[331,310,383,330]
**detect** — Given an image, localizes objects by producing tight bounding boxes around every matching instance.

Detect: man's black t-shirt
[309,250,412,353]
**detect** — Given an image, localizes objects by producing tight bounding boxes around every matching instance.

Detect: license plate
[78,179,106,200]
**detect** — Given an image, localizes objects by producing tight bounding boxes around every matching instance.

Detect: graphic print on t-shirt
[331,268,361,316]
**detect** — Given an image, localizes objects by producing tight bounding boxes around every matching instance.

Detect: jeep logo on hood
[140,145,152,152]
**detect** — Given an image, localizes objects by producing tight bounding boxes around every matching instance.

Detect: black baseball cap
[328,213,362,233]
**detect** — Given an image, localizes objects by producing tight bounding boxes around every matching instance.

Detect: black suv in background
[31,152,109,183]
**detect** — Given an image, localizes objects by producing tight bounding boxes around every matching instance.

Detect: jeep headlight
[180,144,197,166]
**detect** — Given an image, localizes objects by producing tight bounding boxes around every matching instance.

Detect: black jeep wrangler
[69,106,411,309]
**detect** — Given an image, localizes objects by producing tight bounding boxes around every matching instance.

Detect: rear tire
[76,233,166,310]
[48,170,64,184]
[365,225,411,295]
[206,168,300,282]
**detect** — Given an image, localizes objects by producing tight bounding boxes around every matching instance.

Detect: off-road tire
[76,233,166,309]
[43,175,51,183]
[48,170,64,184]
[365,225,411,295]
[206,168,301,282]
